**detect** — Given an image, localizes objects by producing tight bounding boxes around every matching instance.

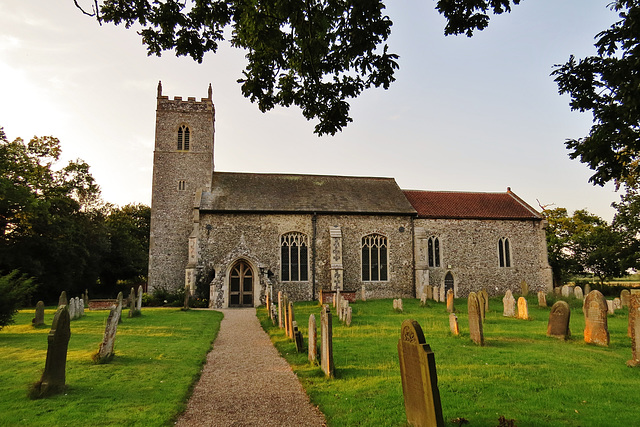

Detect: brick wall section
[148,89,215,293]
[416,218,552,297]
[197,213,415,308]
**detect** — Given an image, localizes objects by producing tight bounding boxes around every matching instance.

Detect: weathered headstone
[628,294,640,366]
[129,287,139,317]
[137,285,143,311]
[68,297,77,320]
[420,293,428,307]
[467,292,484,346]
[561,285,571,298]
[449,313,459,336]
[288,301,295,340]
[584,290,610,347]
[277,291,283,328]
[621,289,631,308]
[607,299,615,315]
[520,280,529,296]
[446,289,454,313]
[361,285,367,301]
[613,297,622,311]
[293,321,304,353]
[321,305,334,378]
[84,289,89,308]
[345,306,352,327]
[79,299,85,317]
[33,301,45,326]
[503,290,516,317]
[116,291,123,323]
[283,295,289,336]
[94,295,123,363]
[33,305,71,397]
[574,286,584,300]
[481,289,489,312]
[397,319,445,427]
[58,291,68,307]
[182,285,190,310]
[584,283,591,295]
[308,314,317,363]
[477,292,486,323]
[553,286,561,296]
[547,301,571,340]
[517,297,529,320]
[433,286,439,302]
[537,291,547,307]
[426,285,433,300]
[394,299,404,313]
[439,286,445,304]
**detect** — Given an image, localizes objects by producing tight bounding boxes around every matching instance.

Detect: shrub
[0,270,36,330]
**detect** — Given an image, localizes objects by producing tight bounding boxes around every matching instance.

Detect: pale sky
[0,0,622,220]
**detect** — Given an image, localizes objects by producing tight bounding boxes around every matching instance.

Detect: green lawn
[0,307,222,427]
[258,295,640,426]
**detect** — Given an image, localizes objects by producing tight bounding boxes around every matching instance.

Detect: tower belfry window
[177,125,190,151]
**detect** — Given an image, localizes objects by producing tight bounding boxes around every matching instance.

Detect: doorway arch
[229,260,254,307]
[444,271,455,296]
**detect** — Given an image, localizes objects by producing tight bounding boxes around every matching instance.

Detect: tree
[0,270,35,330]
[552,1,640,187]
[75,0,521,135]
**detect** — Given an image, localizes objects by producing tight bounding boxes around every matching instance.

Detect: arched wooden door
[229,261,253,307]
[444,272,454,295]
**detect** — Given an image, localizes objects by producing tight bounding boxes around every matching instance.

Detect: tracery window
[177,125,190,151]
[280,232,309,281]
[362,233,388,281]
[498,237,511,267]
[428,236,440,268]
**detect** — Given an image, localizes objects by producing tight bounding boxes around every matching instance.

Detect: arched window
[498,237,511,267]
[177,125,190,151]
[362,234,388,281]
[428,236,440,268]
[281,232,309,281]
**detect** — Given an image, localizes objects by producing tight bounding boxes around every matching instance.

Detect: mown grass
[258,295,640,426]
[0,307,222,426]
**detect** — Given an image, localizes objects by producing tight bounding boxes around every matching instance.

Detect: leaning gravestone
[446,289,454,313]
[397,319,445,427]
[33,305,71,398]
[467,292,484,346]
[321,305,334,378]
[537,291,547,307]
[574,286,584,301]
[621,289,631,308]
[503,290,516,317]
[94,294,123,363]
[33,301,45,326]
[628,294,640,367]
[584,290,610,347]
[293,321,304,353]
[136,285,143,311]
[547,301,571,340]
[517,297,529,320]
[58,291,68,307]
[449,313,459,336]
[521,280,529,297]
[308,314,317,363]
[288,301,296,340]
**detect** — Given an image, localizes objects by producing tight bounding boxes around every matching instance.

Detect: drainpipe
[312,213,317,300]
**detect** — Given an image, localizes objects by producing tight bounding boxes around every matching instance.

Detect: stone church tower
[147,82,215,293]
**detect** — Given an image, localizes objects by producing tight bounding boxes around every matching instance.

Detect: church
[148,83,553,308]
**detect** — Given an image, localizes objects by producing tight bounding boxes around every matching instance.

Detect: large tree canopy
[76,0,521,135]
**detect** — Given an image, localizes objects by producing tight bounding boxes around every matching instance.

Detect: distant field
[0,308,222,426]
[259,296,640,426]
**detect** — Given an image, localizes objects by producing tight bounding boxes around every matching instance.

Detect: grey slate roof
[199,172,417,215]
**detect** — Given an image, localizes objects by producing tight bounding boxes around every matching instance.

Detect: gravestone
[308,314,317,363]
[614,298,622,311]
[503,290,516,317]
[467,292,484,346]
[95,295,123,363]
[277,292,283,328]
[433,286,439,302]
[517,297,529,320]
[628,294,640,366]
[547,301,571,340]
[293,321,304,353]
[439,286,445,304]
[481,289,489,312]
[84,289,89,308]
[553,286,561,296]
[397,319,444,427]
[137,285,143,311]
[449,313,459,336]
[79,299,85,317]
[288,301,295,340]
[75,297,81,319]
[561,285,571,298]
[537,291,547,307]
[584,290,610,346]
[361,285,367,301]
[34,305,71,397]
[68,297,76,320]
[420,293,428,307]
[116,291,123,323]
[621,289,630,308]
[426,285,433,300]
[58,291,68,307]
[33,301,45,326]
[283,295,289,336]
[607,299,615,315]
[182,285,190,310]
[335,289,340,308]
[477,292,486,323]
[446,289,454,313]
[520,280,529,296]
[394,299,404,313]
[345,306,352,327]
[574,286,584,300]
[129,287,138,317]
[321,305,334,378]
[584,283,591,295]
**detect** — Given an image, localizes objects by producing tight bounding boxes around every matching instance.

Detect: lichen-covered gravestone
[345,306,352,327]
[32,305,71,398]
[308,314,317,363]
[584,290,609,347]
[446,289,454,313]
[629,291,640,338]
[321,305,334,378]
[32,301,45,326]
[58,291,68,307]
[517,297,529,320]
[614,298,622,311]
[520,280,529,296]
[420,293,427,307]
[449,313,459,336]
[503,290,516,317]
[439,286,445,303]
[607,299,615,315]
[627,294,640,367]
[394,299,404,313]
[467,292,484,346]
[426,285,433,300]
[397,319,444,427]
[537,291,547,307]
[94,294,123,363]
[621,289,631,308]
[68,297,77,320]
[136,285,143,311]
[561,285,571,298]
[477,292,486,323]
[547,301,571,340]
[287,301,295,340]
[433,286,439,302]
[361,285,366,301]
[574,286,584,300]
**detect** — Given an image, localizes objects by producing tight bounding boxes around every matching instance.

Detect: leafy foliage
[0,271,35,329]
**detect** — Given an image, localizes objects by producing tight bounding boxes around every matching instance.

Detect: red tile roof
[403,189,542,220]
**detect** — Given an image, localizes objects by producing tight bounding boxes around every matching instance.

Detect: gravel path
[176,308,326,427]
